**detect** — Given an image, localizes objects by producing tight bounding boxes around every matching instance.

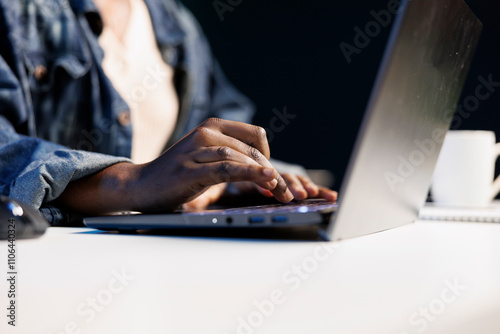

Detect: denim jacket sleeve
[0,116,130,211]
[0,53,130,223]
[0,0,134,225]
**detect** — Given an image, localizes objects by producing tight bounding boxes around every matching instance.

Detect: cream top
[98,0,179,163]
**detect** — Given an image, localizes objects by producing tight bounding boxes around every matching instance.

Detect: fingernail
[263,168,274,177]
[269,179,278,188]
[285,188,294,202]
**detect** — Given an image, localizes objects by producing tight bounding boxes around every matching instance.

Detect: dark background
[181,0,500,189]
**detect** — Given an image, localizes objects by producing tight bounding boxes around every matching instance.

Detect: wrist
[103,162,143,212]
[57,162,141,215]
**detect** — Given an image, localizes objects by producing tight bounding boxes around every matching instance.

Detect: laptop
[84,0,482,241]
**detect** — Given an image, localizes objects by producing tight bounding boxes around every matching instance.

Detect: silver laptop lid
[326,0,482,241]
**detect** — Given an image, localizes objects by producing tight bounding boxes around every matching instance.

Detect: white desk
[2,220,500,334]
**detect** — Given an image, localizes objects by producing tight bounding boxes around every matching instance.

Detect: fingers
[201,118,271,159]
[282,174,309,200]
[193,146,278,190]
[282,174,337,201]
[255,186,274,197]
[194,146,261,166]
[186,118,293,203]
[199,161,279,191]
[193,128,272,174]
[191,132,292,202]
[296,175,319,198]
[212,137,292,202]
[183,184,227,210]
[316,186,338,201]
[269,173,294,203]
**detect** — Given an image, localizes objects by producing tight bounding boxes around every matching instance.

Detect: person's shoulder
[0,0,75,27]
[0,0,72,13]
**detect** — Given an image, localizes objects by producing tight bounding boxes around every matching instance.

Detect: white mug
[431,130,500,207]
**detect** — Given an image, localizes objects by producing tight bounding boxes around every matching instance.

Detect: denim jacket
[0,0,254,225]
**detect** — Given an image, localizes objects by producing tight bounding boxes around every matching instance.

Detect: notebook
[419,201,500,223]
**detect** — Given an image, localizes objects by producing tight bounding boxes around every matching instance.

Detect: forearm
[55,162,141,215]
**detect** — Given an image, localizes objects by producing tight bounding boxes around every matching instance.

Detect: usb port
[272,216,287,223]
[249,216,264,224]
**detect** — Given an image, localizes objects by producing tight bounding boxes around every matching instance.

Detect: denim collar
[68,0,99,14]
[144,0,185,47]
[69,0,185,47]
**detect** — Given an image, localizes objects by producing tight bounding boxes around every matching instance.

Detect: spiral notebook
[418,201,500,223]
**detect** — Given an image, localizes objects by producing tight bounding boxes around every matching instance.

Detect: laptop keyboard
[185,199,338,215]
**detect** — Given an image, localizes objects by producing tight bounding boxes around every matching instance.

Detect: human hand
[182,174,337,210]
[58,119,334,215]
[182,183,228,210]
[256,173,337,201]
[130,118,294,212]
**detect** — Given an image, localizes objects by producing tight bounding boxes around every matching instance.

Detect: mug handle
[491,143,500,200]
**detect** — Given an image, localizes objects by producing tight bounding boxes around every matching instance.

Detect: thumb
[183,183,227,209]
[256,185,274,197]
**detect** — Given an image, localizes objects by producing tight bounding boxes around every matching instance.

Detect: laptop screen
[328,0,482,241]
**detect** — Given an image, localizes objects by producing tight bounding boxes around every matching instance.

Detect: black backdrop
[181,0,500,189]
